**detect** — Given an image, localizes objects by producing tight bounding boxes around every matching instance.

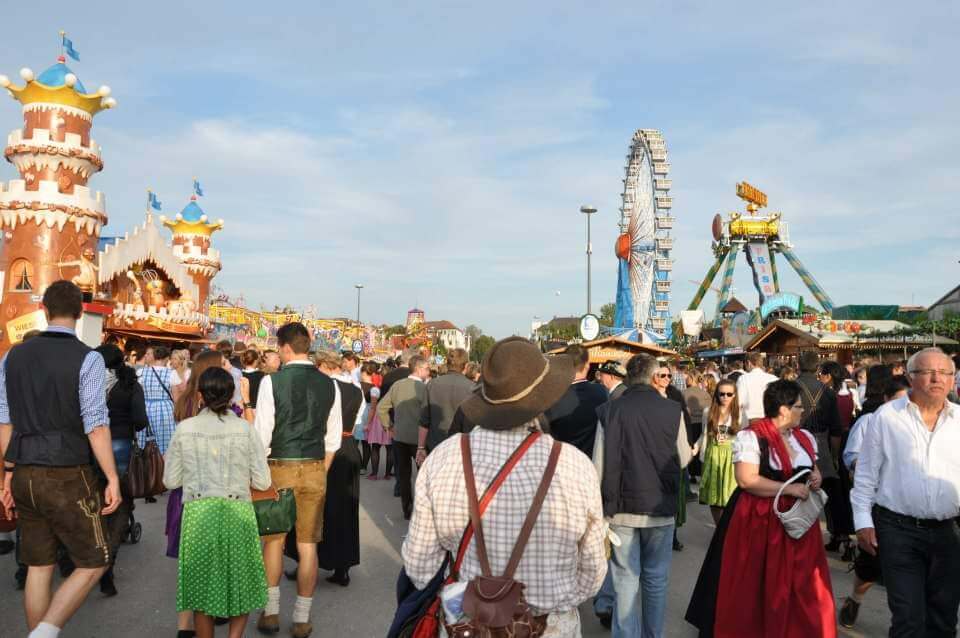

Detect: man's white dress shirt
[253,360,343,456]
[850,395,960,530]
[735,367,779,420]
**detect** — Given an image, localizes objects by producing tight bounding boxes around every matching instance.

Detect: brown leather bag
[443,435,560,638]
[125,425,165,499]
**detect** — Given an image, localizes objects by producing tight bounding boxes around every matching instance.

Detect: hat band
[481,359,551,405]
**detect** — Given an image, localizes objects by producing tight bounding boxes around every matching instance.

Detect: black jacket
[107,375,148,441]
[544,380,609,457]
[601,384,682,518]
[797,373,840,436]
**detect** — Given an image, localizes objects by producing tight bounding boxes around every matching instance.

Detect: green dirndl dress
[177,497,267,616]
[698,436,737,507]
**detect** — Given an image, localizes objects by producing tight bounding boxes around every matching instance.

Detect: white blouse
[732,428,818,470]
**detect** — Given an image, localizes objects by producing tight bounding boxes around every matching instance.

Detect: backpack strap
[503,440,562,580]
[462,434,494,577]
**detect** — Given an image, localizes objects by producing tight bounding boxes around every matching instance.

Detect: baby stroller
[123,500,142,544]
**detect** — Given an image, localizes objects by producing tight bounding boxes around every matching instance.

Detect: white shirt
[253,360,343,457]
[335,372,366,426]
[732,428,817,470]
[842,412,874,470]
[850,395,960,530]
[735,368,779,420]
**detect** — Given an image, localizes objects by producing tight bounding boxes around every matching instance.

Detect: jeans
[593,568,614,615]
[112,438,132,477]
[876,507,960,638]
[609,523,674,638]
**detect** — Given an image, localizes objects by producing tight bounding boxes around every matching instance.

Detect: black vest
[601,384,682,518]
[5,331,93,466]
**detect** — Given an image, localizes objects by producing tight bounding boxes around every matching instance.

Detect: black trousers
[394,441,418,519]
[875,507,960,638]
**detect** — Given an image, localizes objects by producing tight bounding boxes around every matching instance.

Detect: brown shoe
[256,612,280,634]
[290,622,313,638]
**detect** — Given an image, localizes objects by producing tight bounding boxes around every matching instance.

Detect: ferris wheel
[614,129,674,340]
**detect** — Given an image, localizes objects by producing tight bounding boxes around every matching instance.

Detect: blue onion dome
[179,200,205,222]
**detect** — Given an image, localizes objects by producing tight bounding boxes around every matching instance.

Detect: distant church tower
[0,54,116,349]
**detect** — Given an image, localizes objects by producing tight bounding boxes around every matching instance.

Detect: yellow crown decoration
[160,196,224,238]
[0,59,116,116]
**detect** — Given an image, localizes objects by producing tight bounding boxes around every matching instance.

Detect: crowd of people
[0,279,959,638]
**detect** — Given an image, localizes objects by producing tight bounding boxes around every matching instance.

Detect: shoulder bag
[388,431,543,638]
[441,435,560,638]
[251,484,297,536]
[774,468,829,539]
[125,422,166,499]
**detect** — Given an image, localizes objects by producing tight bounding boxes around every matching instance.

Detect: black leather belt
[875,505,957,529]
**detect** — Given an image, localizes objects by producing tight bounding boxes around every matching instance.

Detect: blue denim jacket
[163,409,271,502]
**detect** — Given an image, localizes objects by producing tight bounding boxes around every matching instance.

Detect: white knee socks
[265,586,281,615]
[292,595,313,624]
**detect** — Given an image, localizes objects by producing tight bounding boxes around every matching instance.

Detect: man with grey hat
[596,359,627,402]
[402,337,607,635]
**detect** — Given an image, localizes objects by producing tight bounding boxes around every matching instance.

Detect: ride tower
[0,51,116,349]
[688,182,834,326]
[613,129,674,342]
[160,185,223,313]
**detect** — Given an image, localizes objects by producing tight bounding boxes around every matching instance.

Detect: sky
[1,2,958,338]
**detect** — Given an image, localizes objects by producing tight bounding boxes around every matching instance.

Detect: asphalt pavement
[0,471,891,637]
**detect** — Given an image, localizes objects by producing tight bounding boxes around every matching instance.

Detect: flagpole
[59,30,65,57]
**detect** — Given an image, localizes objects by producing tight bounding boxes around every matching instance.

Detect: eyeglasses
[909,369,955,378]
[717,392,735,398]
[656,373,671,379]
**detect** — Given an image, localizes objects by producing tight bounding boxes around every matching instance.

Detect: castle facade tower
[0,57,116,348]
[160,195,222,311]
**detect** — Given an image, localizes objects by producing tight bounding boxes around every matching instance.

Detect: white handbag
[773,469,828,539]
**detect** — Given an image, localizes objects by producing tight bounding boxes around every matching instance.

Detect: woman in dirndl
[138,345,181,455]
[164,367,270,638]
[168,350,227,637]
[696,379,748,524]
[686,380,836,637]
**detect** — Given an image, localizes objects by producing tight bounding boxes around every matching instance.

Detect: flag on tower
[193,179,204,197]
[62,34,80,62]
[148,191,162,211]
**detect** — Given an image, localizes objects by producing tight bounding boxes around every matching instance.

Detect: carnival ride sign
[736,182,768,208]
[760,292,803,320]
[745,241,777,301]
[6,309,47,344]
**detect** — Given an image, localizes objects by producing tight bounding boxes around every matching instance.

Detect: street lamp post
[354,284,363,325]
[580,205,597,315]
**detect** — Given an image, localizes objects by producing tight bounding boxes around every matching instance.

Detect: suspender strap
[462,433,493,577]
[455,431,541,578]
[503,440,561,579]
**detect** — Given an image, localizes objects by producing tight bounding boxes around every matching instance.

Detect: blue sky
[1,2,958,337]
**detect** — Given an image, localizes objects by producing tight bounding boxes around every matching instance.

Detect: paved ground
[0,473,891,637]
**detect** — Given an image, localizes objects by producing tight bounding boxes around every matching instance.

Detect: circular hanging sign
[579,314,601,341]
[351,339,363,354]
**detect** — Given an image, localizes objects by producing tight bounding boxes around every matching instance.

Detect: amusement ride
[613,129,675,342]
[687,182,834,326]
